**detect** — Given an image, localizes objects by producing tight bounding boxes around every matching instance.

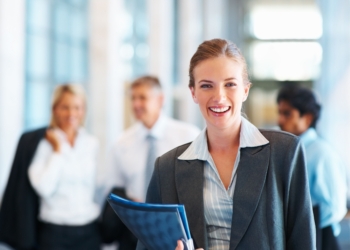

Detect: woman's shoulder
[259,129,303,163]
[158,142,192,164]
[259,129,299,146]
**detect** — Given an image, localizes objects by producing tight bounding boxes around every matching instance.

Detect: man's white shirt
[107,114,201,201]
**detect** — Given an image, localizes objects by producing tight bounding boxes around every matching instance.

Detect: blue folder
[107,193,194,250]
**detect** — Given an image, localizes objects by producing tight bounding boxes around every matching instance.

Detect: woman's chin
[206,117,242,131]
[59,124,80,132]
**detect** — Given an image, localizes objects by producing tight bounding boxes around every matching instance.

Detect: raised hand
[45,129,61,153]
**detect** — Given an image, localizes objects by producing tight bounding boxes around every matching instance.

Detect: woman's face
[191,56,250,130]
[53,92,85,132]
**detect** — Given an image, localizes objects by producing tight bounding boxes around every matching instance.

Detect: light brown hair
[49,83,86,127]
[189,38,250,88]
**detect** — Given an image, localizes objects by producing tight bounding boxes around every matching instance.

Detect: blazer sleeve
[285,140,316,249]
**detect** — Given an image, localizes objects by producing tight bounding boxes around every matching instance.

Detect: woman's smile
[191,56,250,130]
[208,106,231,117]
[209,106,230,113]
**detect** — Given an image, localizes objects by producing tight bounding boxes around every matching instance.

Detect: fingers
[175,240,203,250]
[175,240,184,250]
[45,129,61,152]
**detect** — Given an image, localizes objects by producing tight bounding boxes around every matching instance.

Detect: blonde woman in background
[28,84,101,250]
[0,84,101,250]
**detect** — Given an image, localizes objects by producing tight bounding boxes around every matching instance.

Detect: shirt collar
[53,127,85,142]
[139,113,166,140]
[239,116,269,148]
[300,127,318,147]
[178,116,269,161]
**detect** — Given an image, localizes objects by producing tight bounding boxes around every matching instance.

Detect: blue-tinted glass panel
[70,46,87,81]
[53,41,70,82]
[71,10,87,40]
[54,2,71,38]
[26,34,51,78]
[25,0,88,129]
[123,0,148,78]
[27,0,51,30]
[25,81,51,129]
[70,0,86,7]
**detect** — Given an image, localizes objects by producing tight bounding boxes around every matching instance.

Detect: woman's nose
[213,87,226,102]
[67,108,76,116]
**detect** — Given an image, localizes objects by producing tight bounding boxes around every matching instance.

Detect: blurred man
[101,75,200,249]
[110,75,200,201]
[277,85,347,250]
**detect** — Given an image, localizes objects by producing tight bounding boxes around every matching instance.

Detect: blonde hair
[189,38,251,88]
[49,83,87,127]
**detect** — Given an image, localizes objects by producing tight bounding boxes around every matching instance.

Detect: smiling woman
[190,57,249,133]
[136,39,316,250]
[48,85,86,148]
[0,84,102,250]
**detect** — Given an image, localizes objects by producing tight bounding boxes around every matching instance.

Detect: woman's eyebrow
[224,77,236,81]
[199,77,237,83]
[198,79,214,83]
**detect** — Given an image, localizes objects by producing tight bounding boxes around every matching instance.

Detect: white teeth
[210,107,229,113]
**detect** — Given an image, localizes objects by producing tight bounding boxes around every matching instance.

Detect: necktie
[144,134,156,198]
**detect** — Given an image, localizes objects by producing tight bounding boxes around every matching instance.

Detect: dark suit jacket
[0,127,46,250]
[99,187,138,249]
[137,130,316,250]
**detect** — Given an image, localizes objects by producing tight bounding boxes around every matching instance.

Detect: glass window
[250,41,322,81]
[119,0,149,80]
[247,3,322,81]
[25,0,88,129]
[250,5,322,40]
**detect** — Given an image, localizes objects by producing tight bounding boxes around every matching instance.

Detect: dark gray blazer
[137,130,316,250]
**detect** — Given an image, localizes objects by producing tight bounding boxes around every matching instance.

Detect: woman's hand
[46,129,61,152]
[175,240,203,250]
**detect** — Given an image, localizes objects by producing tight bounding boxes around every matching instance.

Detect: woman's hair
[189,38,250,88]
[49,83,87,127]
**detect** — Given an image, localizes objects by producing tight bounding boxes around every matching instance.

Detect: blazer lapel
[175,159,207,250]
[230,144,270,249]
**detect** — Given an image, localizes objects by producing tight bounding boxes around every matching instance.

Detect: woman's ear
[242,83,251,102]
[190,87,198,104]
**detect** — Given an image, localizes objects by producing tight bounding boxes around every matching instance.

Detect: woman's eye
[200,84,212,88]
[226,82,237,87]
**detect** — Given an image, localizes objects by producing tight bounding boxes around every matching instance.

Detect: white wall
[147,0,174,115]
[0,0,25,204]
[316,0,350,198]
[176,0,203,127]
[88,0,126,185]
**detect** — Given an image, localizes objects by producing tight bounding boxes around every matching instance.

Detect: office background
[0,0,349,226]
